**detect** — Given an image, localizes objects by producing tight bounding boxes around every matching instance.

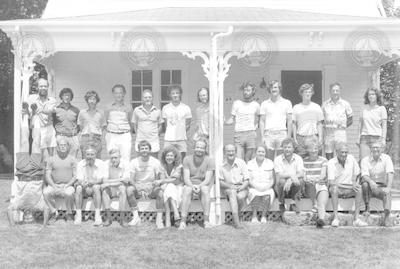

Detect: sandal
[311,206,318,213]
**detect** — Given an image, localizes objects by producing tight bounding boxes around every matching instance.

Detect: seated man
[128,140,163,228]
[43,138,76,224]
[180,139,214,230]
[328,143,367,227]
[219,144,249,229]
[74,146,106,226]
[360,142,394,227]
[274,138,304,214]
[102,148,131,227]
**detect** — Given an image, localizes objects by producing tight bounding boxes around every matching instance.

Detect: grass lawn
[1,179,400,269]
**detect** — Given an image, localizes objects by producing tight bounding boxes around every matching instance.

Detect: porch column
[393,60,400,182]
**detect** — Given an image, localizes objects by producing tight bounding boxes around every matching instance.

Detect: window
[160,70,181,108]
[131,70,152,110]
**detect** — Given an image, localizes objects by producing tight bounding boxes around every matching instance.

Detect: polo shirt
[292,102,324,136]
[303,156,327,183]
[219,158,249,185]
[53,103,80,135]
[76,159,107,184]
[46,154,77,184]
[132,105,163,142]
[260,97,292,131]
[105,102,132,133]
[183,155,215,185]
[231,100,260,132]
[361,105,387,136]
[162,102,192,141]
[104,159,130,182]
[78,108,106,135]
[130,156,161,184]
[247,158,274,189]
[327,154,360,187]
[361,153,394,185]
[322,98,353,130]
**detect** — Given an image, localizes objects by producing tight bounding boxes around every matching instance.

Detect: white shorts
[164,140,187,153]
[105,132,132,161]
[39,125,57,150]
[263,130,287,150]
[324,129,346,154]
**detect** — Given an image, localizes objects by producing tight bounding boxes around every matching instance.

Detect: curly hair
[59,88,74,100]
[363,87,382,105]
[160,145,182,169]
[239,82,256,96]
[267,80,282,93]
[84,90,100,103]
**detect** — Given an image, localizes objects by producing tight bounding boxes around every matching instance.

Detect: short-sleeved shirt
[76,159,107,184]
[361,154,394,185]
[132,105,163,142]
[162,102,192,141]
[104,159,130,182]
[219,158,249,185]
[105,102,132,133]
[247,158,274,190]
[361,105,387,136]
[260,97,292,131]
[53,103,80,135]
[274,153,304,178]
[322,98,353,130]
[27,95,57,128]
[303,156,327,183]
[195,104,209,136]
[231,100,260,132]
[327,154,360,187]
[46,154,77,184]
[78,108,106,135]
[130,156,161,185]
[292,102,324,136]
[183,155,215,185]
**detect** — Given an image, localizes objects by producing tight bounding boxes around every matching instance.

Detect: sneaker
[251,217,259,224]
[260,217,267,224]
[178,221,186,230]
[331,218,340,227]
[316,218,325,228]
[204,221,212,229]
[129,211,141,226]
[353,218,368,227]
[74,211,82,225]
[311,206,318,214]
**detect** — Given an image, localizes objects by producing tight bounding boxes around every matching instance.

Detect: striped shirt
[303,156,327,183]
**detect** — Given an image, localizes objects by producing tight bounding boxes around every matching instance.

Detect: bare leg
[200,186,211,223]
[329,186,339,220]
[118,185,127,211]
[317,190,329,220]
[244,148,255,163]
[165,199,171,227]
[235,144,244,160]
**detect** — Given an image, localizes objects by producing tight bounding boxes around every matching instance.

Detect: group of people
[12,76,395,229]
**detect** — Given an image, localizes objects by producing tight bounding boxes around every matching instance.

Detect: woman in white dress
[247,145,275,223]
[160,145,183,227]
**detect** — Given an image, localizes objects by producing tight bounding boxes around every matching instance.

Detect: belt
[81,133,102,137]
[57,133,77,137]
[107,130,130,134]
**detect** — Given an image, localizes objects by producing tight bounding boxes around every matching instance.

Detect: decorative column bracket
[181,51,211,80]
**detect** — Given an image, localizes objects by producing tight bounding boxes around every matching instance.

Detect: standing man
[180,139,214,230]
[274,138,304,214]
[162,85,192,160]
[132,89,163,158]
[292,83,324,158]
[219,144,249,229]
[43,138,76,224]
[322,83,353,160]
[360,142,394,226]
[24,78,57,156]
[225,82,260,162]
[328,143,367,227]
[105,84,133,162]
[78,90,106,159]
[260,80,293,160]
[74,146,107,226]
[51,88,80,158]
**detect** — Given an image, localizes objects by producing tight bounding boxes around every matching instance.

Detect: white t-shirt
[361,105,387,136]
[231,100,260,132]
[162,102,192,141]
[292,102,324,136]
[260,97,292,131]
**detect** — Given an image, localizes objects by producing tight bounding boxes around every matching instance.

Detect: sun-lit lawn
[1,179,400,269]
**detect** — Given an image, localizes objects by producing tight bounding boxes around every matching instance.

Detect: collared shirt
[182,155,215,185]
[274,153,304,178]
[361,105,387,136]
[231,100,260,132]
[260,97,292,131]
[292,102,324,136]
[247,158,274,190]
[53,103,80,135]
[45,154,77,184]
[162,102,192,141]
[104,159,130,183]
[130,156,161,184]
[219,158,249,185]
[361,153,394,185]
[322,98,353,130]
[78,108,106,135]
[76,159,107,184]
[105,102,132,133]
[132,105,163,142]
[27,94,57,128]
[327,154,360,187]
[304,156,327,183]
